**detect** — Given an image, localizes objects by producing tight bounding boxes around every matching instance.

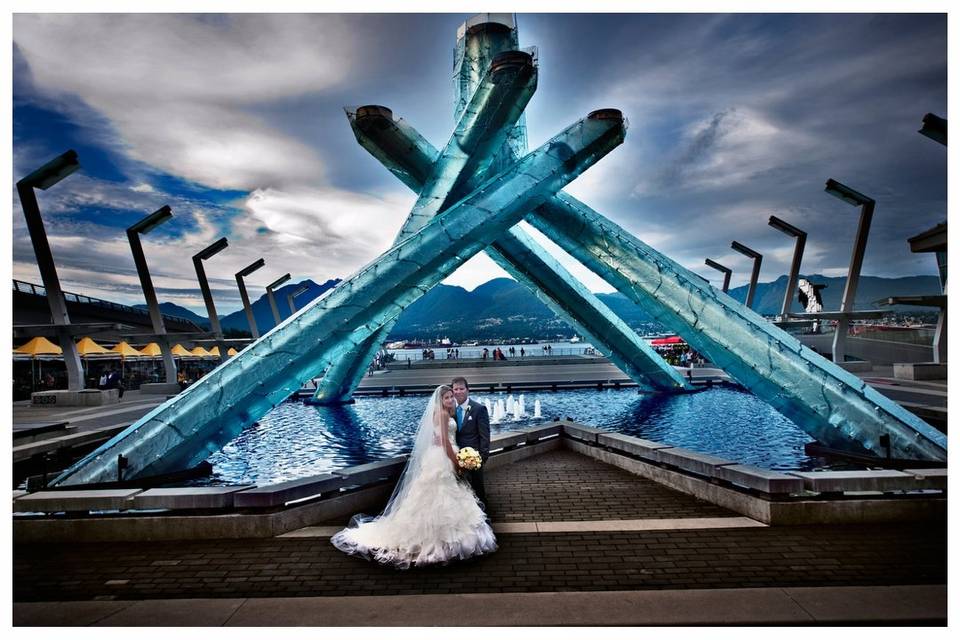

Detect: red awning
[650,336,685,346]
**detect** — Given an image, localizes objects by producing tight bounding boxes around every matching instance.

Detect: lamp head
[768,215,805,238]
[19,149,80,190]
[267,273,291,291]
[128,206,172,235]
[731,241,762,260]
[824,179,874,207]
[237,258,266,278]
[193,237,229,261]
[918,113,946,145]
[704,258,732,275]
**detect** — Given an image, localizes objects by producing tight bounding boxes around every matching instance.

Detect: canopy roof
[76,336,113,356]
[139,342,163,357]
[111,341,144,358]
[170,344,193,357]
[14,336,62,356]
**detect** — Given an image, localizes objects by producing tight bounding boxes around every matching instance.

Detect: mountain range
[145,274,941,341]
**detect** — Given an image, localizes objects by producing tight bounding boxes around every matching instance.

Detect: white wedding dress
[331,387,497,568]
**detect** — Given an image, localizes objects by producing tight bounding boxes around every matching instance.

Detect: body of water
[201,386,833,486]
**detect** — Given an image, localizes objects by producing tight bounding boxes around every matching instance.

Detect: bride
[330,384,497,568]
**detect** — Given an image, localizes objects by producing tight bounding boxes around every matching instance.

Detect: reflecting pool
[201,386,836,485]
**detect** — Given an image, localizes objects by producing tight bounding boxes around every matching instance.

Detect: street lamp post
[704,259,732,293]
[192,237,229,361]
[265,273,291,327]
[127,205,179,384]
[731,241,763,309]
[235,259,265,339]
[287,284,310,314]
[768,216,807,321]
[824,178,875,364]
[16,149,85,391]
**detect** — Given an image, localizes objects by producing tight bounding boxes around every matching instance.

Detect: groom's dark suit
[455,398,490,506]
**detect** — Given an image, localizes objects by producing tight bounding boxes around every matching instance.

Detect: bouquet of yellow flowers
[456,447,483,471]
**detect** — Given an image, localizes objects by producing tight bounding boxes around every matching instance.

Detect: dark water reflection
[202,387,840,485]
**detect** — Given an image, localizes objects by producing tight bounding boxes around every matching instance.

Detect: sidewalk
[13,585,947,626]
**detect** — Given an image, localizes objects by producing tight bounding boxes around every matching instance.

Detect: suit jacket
[454,398,490,462]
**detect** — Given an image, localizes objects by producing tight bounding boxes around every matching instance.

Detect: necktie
[456,405,464,430]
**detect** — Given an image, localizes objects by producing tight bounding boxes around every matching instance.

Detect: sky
[11,12,947,316]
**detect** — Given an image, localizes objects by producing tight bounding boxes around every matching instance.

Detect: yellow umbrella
[227,347,238,356]
[14,336,62,356]
[208,345,221,357]
[111,341,143,358]
[110,341,144,378]
[76,336,113,356]
[171,344,193,357]
[190,346,213,357]
[14,336,62,390]
[139,342,163,357]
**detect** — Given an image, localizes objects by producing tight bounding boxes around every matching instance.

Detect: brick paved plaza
[14,451,946,606]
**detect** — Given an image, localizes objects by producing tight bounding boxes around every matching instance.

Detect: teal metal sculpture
[312,17,688,404]
[51,109,628,485]
[339,15,946,462]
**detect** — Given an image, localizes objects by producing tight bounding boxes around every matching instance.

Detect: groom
[451,376,490,506]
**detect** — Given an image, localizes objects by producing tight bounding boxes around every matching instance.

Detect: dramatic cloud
[11,13,947,305]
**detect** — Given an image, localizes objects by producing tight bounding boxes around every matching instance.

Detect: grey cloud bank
[12,13,946,313]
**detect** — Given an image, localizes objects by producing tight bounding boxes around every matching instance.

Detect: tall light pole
[824,178,875,364]
[768,215,807,321]
[704,258,732,293]
[265,273,291,327]
[731,241,763,309]
[16,149,85,390]
[127,205,179,385]
[235,258,265,339]
[192,237,229,362]
[287,284,310,314]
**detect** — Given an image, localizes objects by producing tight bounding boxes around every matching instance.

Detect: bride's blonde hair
[434,385,454,426]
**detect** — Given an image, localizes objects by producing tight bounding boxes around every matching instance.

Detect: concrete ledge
[561,421,605,444]
[565,439,946,525]
[787,470,920,493]
[133,486,255,510]
[13,425,126,463]
[233,474,343,509]
[598,432,673,462]
[715,464,805,494]
[334,457,406,486]
[894,362,947,381]
[13,483,395,543]
[138,382,182,395]
[490,431,528,450]
[836,360,873,373]
[902,468,947,490]
[14,489,142,512]
[490,421,562,451]
[31,389,119,407]
[485,438,561,470]
[654,446,736,478]
[12,421,71,445]
[522,423,563,440]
